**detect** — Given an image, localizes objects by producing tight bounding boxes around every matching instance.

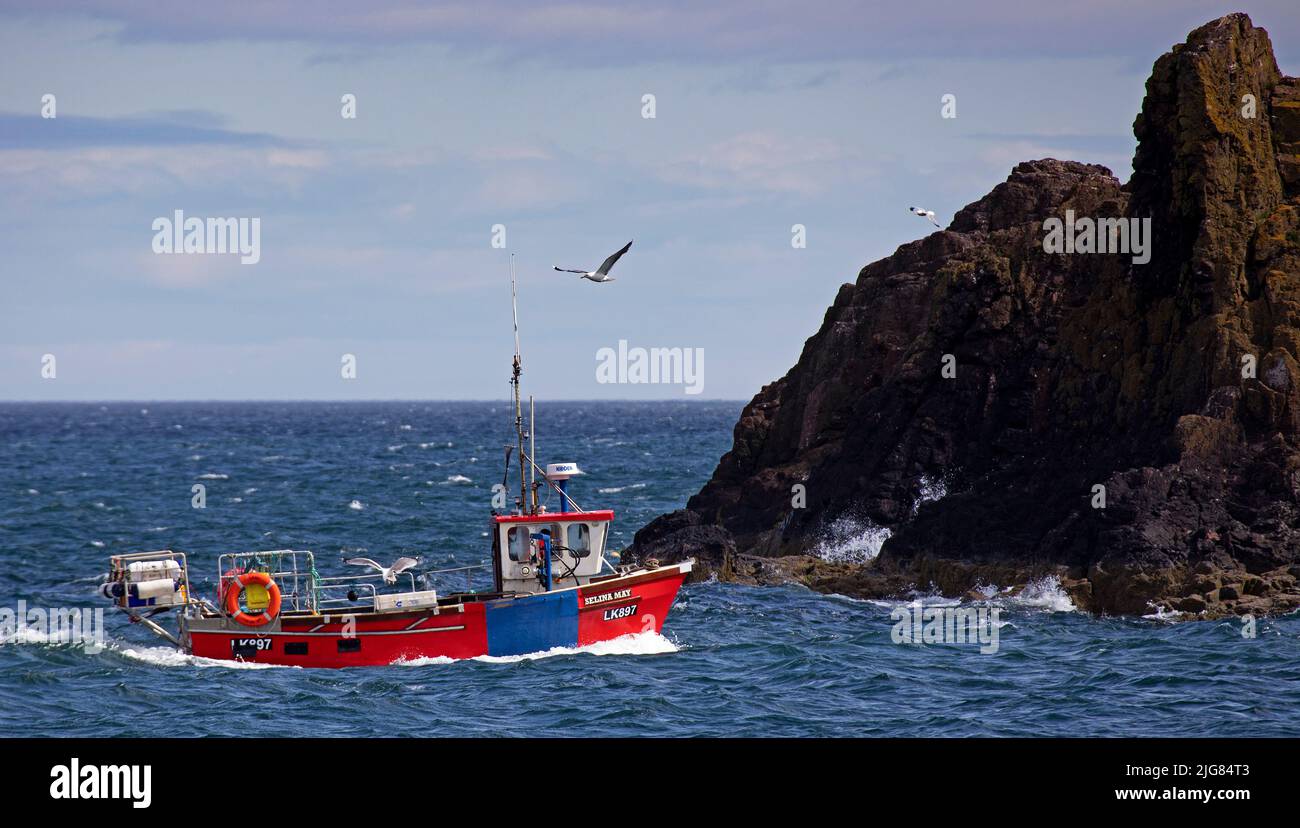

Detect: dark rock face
[631,14,1300,618]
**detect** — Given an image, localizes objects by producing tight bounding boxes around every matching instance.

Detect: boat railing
[217,549,318,615]
[313,570,416,611]
[216,552,493,615]
[314,564,491,609]
[315,580,379,610]
[419,563,489,595]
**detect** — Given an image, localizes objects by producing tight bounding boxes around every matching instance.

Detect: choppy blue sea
[2,401,1299,737]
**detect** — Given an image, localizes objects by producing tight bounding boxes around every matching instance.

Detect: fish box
[373,590,439,613]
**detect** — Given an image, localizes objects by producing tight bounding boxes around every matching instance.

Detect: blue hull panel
[485,590,579,656]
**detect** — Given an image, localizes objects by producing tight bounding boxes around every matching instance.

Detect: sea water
[2,401,1298,737]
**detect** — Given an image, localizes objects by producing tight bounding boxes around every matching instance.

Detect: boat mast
[509,254,528,514]
[529,395,538,513]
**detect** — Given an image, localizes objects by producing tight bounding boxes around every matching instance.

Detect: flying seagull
[554,240,633,283]
[909,206,941,228]
[343,556,421,584]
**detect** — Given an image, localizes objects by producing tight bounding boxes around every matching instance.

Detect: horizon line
[0,397,748,404]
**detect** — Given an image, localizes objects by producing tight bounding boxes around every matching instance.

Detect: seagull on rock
[909,206,941,228]
[554,240,633,283]
[343,556,421,584]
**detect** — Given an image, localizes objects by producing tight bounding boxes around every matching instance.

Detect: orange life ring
[225,571,281,627]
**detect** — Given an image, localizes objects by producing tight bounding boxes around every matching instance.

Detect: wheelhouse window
[568,524,591,558]
[507,526,530,562]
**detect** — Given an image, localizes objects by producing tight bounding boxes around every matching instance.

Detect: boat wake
[393,631,678,667]
[6,631,677,670]
[0,626,95,647]
[115,644,297,669]
[1,631,302,669]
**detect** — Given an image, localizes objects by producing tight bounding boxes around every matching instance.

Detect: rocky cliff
[631,14,1300,618]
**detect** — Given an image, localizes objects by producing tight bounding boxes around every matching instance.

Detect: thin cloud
[966,132,1136,155]
[658,130,869,197]
[8,1,1300,64]
[0,145,330,201]
[0,112,289,150]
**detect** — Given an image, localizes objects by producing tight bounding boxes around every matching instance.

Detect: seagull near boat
[95,253,691,667]
[343,556,420,585]
[553,239,632,283]
[909,206,941,228]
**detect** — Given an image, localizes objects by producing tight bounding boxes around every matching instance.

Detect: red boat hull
[186,565,688,667]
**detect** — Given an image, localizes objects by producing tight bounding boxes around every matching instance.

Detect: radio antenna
[509,254,527,513]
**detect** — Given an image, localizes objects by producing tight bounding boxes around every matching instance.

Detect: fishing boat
[96,257,692,667]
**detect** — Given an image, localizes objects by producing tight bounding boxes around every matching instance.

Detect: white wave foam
[391,654,456,666]
[865,590,962,610]
[597,483,647,494]
[970,582,1001,600]
[348,499,365,511]
[1143,603,1183,621]
[814,515,892,563]
[911,474,948,516]
[860,577,1074,614]
[197,473,228,480]
[392,632,677,667]
[1,627,92,647]
[116,645,295,669]
[1005,576,1076,613]
[444,475,472,484]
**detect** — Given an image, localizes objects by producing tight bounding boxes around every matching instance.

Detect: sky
[2,1,1297,401]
